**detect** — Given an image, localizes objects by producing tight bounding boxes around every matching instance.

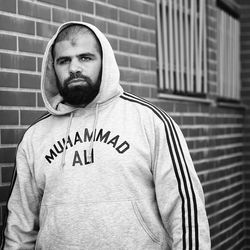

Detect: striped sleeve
[120,92,211,250]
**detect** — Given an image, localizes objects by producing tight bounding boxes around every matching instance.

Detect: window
[156,0,207,97]
[217,0,240,100]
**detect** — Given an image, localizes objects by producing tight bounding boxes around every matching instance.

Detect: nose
[69,58,82,74]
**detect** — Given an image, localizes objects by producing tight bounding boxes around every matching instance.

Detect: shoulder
[19,112,52,145]
[119,91,175,126]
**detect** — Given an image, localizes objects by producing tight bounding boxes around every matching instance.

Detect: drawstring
[88,103,99,161]
[61,112,74,168]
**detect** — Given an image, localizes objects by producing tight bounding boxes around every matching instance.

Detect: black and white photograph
[0,0,249,249]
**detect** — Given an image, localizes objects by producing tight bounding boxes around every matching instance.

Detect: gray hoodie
[2,21,211,250]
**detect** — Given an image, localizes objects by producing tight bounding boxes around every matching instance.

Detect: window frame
[156,0,208,98]
[216,0,241,102]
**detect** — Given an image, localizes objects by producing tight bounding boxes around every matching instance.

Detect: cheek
[91,63,102,81]
[55,67,68,83]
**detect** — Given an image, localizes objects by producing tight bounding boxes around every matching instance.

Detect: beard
[57,72,101,106]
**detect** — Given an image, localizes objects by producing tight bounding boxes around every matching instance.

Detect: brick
[241,24,250,35]
[241,53,250,61]
[81,15,95,25]
[96,3,118,20]
[108,0,129,9]
[37,57,43,72]
[130,56,151,70]
[20,110,47,125]
[0,34,17,51]
[0,53,36,71]
[242,61,250,69]
[0,91,36,107]
[18,0,51,21]
[140,16,155,30]
[107,37,118,50]
[52,8,81,23]
[140,72,157,85]
[130,85,150,98]
[1,129,25,144]
[174,102,189,113]
[108,22,129,38]
[20,73,41,90]
[36,22,58,38]
[182,116,194,125]
[115,53,129,67]
[68,0,93,14]
[238,0,250,4]
[149,87,157,98]
[130,0,149,14]
[208,50,216,61]
[0,0,16,13]
[151,100,174,113]
[130,27,150,42]
[2,166,15,183]
[119,40,139,54]
[239,9,250,18]
[151,59,157,72]
[207,6,217,20]
[195,116,208,125]
[120,69,140,82]
[119,10,139,26]
[149,32,156,44]
[37,0,66,7]
[0,72,18,88]
[0,15,35,35]
[0,148,16,164]
[140,44,156,57]
[93,19,107,34]
[148,5,155,16]
[208,72,216,82]
[241,16,250,24]
[207,28,216,40]
[19,37,47,55]
[37,92,45,107]
[0,186,11,202]
[0,110,18,125]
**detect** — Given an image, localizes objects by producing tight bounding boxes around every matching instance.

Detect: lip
[69,78,86,84]
[67,79,88,87]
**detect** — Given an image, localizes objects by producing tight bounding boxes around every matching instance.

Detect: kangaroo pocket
[36,200,165,250]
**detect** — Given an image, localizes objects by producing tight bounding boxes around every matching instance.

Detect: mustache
[64,72,92,85]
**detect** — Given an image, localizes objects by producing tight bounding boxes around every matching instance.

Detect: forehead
[53,32,100,58]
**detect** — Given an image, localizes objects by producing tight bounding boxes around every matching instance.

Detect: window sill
[158,93,213,105]
[216,100,247,110]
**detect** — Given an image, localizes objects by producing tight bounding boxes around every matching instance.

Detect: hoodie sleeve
[2,141,40,250]
[152,113,211,249]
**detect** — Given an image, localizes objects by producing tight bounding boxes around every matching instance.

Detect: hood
[41,21,122,116]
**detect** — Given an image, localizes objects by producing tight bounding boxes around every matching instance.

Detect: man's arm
[1,142,41,250]
[153,114,211,249]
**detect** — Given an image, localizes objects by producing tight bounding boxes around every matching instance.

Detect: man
[1,21,210,249]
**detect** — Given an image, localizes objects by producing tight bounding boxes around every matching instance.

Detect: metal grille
[156,0,207,96]
[217,7,240,100]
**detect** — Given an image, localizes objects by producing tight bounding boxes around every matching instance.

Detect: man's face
[53,32,102,106]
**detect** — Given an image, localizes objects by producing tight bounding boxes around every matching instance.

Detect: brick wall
[0,0,249,249]
[237,0,250,249]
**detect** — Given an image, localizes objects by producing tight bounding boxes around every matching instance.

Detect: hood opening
[41,21,123,116]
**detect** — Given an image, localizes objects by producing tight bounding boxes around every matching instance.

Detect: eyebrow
[55,53,96,64]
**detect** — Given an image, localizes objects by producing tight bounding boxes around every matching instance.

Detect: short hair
[52,24,102,59]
